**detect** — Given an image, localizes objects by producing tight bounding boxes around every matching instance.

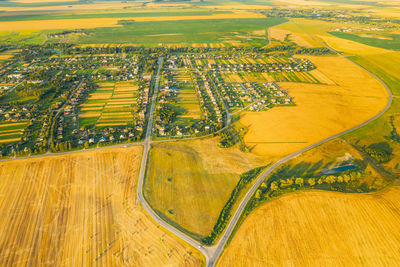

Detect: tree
[270,181,278,191]
[308,178,315,187]
[261,182,267,190]
[280,178,293,188]
[84,141,89,149]
[295,178,304,187]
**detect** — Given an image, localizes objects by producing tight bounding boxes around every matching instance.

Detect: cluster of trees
[217,126,250,152]
[157,103,178,124]
[217,127,238,148]
[19,45,56,61]
[49,141,72,152]
[202,165,266,245]
[365,142,392,163]
[244,168,372,217]
[46,42,335,57]
[294,47,333,55]
[389,115,400,143]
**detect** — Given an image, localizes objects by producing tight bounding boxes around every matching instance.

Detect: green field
[0,9,231,22]
[78,81,138,128]
[174,69,201,120]
[76,17,288,45]
[0,121,28,143]
[144,139,266,239]
[330,32,400,51]
[342,52,400,173]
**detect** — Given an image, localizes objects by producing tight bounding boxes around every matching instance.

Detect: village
[151,54,301,138]
[0,45,321,156]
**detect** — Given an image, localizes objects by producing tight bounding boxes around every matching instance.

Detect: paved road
[135,57,214,263]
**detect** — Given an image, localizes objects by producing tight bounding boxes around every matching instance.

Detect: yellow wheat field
[0,122,27,128]
[308,68,335,85]
[218,186,400,267]
[80,103,105,107]
[112,94,134,98]
[0,146,203,266]
[79,112,101,118]
[89,93,112,100]
[0,129,22,134]
[99,82,115,87]
[10,0,79,2]
[0,132,22,137]
[96,122,127,127]
[80,107,103,111]
[241,55,389,159]
[291,18,389,55]
[0,138,20,143]
[269,26,314,47]
[101,112,132,116]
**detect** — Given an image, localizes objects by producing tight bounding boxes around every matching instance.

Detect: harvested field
[218,186,400,267]
[0,146,203,266]
[241,55,389,158]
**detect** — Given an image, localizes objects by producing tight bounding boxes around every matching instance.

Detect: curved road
[206,20,393,266]
[135,57,213,261]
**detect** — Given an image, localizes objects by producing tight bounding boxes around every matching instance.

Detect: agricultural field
[174,70,201,121]
[0,121,27,143]
[0,49,19,62]
[241,54,389,158]
[0,14,287,46]
[290,18,390,56]
[0,146,203,266]
[342,51,400,172]
[79,81,138,128]
[144,138,266,238]
[218,186,400,266]
[269,24,317,48]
